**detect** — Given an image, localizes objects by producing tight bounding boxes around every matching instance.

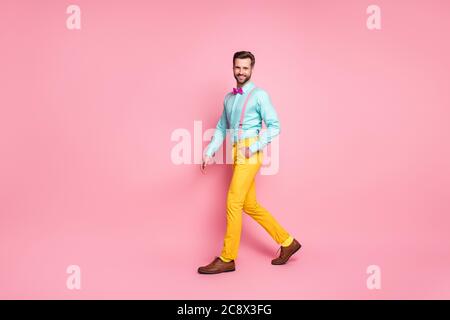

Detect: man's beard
[235,73,251,85]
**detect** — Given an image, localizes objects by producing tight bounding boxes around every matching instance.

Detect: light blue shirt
[204,81,281,157]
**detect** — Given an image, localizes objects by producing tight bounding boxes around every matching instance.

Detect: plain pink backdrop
[1,0,449,299]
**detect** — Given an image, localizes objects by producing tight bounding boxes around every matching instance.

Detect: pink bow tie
[232,87,243,95]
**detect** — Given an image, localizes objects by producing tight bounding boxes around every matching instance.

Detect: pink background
[1,0,450,299]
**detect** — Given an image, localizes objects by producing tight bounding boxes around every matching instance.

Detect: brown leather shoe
[271,239,302,265]
[198,257,235,274]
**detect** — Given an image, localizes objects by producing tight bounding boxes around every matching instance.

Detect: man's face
[233,58,253,85]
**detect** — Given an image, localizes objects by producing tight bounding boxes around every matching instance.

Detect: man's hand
[239,146,253,159]
[200,155,214,174]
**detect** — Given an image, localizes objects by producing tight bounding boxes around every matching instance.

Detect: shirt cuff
[249,142,260,154]
[204,148,214,158]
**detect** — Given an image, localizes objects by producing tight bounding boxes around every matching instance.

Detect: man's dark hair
[233,51,255,67]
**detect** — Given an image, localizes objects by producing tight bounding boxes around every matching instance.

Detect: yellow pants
[220,136,293,262]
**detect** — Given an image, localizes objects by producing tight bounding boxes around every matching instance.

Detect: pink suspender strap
[238,87,257,140]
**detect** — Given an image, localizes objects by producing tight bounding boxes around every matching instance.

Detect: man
[198,51,301,275]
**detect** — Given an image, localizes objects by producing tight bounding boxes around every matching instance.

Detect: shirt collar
[239,80,255,94]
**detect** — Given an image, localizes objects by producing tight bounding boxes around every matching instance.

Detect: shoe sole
[271,243,302,265]
[198,268,236,274]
